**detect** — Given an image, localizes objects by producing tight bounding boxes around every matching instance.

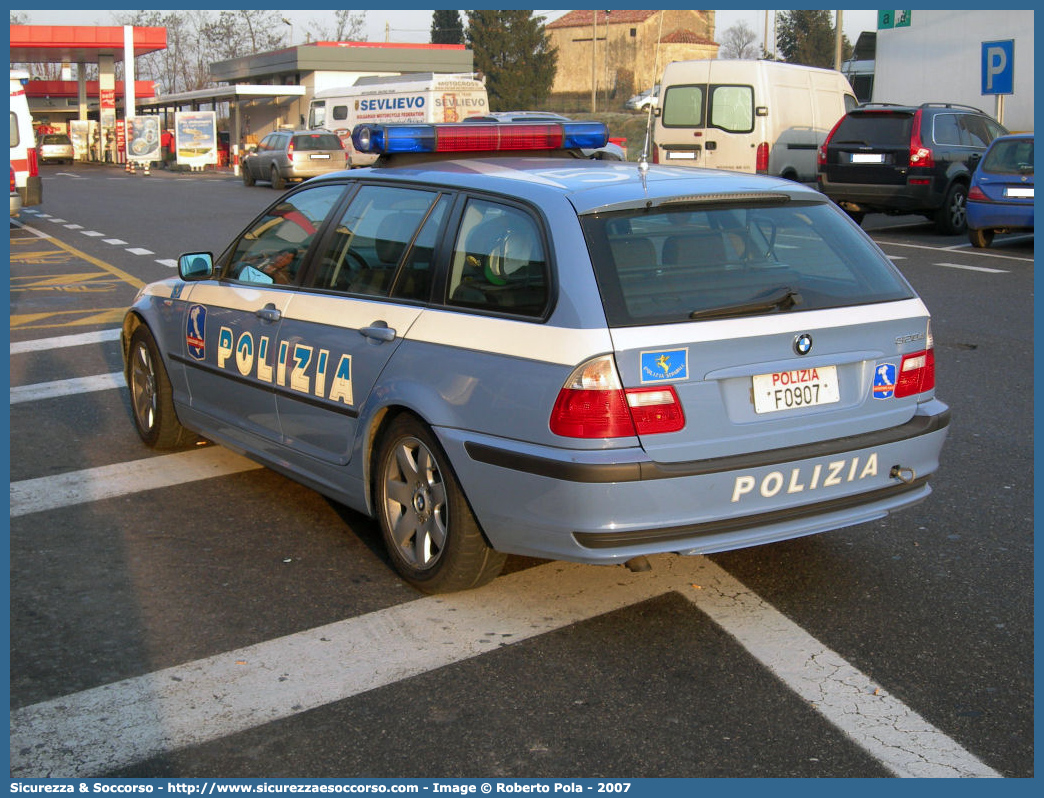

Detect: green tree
[776,10,850,68]
[431,10,464,45]
[466,10,557,110]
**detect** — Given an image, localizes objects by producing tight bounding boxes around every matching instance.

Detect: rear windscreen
[832,113,913,148]
[293,134,343,151]
[581,201,915,327]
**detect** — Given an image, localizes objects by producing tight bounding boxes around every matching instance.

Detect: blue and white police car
[122,120,949,593]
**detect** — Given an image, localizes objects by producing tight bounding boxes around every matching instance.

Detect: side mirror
[179,252,215,281]
[968,152,983,169]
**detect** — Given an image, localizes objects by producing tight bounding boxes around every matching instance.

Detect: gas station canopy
[9,24,168,64]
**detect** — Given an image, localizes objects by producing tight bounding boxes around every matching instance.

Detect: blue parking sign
[981,40,1014,95]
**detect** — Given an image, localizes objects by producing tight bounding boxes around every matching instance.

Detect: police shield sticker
[186,304,207,360]
[641,349,688,384]
[873,362,897,399]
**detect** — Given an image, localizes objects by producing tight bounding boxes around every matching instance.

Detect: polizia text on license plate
[752,366,840,413]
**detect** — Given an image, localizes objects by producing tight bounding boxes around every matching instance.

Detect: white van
[309,72,490,167]
[10,70,42,207]
[653,60,858,182]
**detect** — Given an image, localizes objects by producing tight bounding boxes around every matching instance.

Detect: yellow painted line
[10,308,128,331]
[11,272,117,287]
[33,234,146,290]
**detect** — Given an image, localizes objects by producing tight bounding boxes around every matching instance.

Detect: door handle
[361,321,396,342]
[255,304,282,322]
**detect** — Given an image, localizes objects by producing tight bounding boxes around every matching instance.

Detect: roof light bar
[352,121,609,156]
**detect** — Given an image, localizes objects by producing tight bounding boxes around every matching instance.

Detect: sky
[12,8,883,54]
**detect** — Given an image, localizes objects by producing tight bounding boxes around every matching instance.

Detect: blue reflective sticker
[873,362,897,399]
[186,304,207,361]
[641,349,688,383]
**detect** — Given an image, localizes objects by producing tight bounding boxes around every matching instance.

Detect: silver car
[241,130,348,190]
[37,133,74,164]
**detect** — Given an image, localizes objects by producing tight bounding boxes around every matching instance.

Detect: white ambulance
[10,70,42,208]
[653,59,858,183]
[308,72,489,167]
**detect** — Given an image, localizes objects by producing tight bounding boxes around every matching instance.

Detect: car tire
[935,182,968,235]
[968,227,995,248]
[242,167,255,187]
[270,165,285,191]
[127,326,197,449]
[375,414,507,593]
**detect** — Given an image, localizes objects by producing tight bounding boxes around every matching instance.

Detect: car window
[582,202,914,326]
[311,185,440,297]
[958,115,990,148]
[10,112,18,148]
[932,114,961,146]
[390,196,450,302]
[662,85,706,127]
[708,85,754,133]
[332,105,348,121]
[222,184,346,286]
[446,199,549,316]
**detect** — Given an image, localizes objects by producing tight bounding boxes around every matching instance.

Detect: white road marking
[81,230,105,237]
[103,238,129,246]
[127,247,155,256]
[63,223,83,229]
[8,554,1000,779]
[157,259,178,268]
[936,262,1008,274]
[10,328,122,355]
[10,371,125,404]
[9,446,263,517]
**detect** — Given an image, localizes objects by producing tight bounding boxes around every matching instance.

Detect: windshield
[581,201,915,326]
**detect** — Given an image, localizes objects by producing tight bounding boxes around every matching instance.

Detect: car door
[274,183,450,465]
[179,182,348,451]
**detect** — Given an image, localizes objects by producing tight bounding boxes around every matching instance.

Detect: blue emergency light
[352,121,610,155]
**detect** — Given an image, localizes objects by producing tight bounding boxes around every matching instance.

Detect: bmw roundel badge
[794,334,813,356]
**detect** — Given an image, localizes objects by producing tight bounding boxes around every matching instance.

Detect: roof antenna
[638,10,665,174]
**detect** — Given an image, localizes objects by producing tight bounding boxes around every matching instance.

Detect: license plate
[310,153,331,159]
[667,151,697,160]
[1005,186,1033,198]
[752,366,840,414]
[850,153,884,164]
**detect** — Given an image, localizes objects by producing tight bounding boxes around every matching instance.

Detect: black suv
[817,103,1008,234]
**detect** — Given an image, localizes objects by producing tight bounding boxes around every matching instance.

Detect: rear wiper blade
[690,287,803,320]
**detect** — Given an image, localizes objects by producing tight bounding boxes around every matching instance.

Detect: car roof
[314,157,821,216]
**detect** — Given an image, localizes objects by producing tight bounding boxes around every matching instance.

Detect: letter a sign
[982,40,1014,95]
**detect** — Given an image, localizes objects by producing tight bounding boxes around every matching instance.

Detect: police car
[122,120,949,593]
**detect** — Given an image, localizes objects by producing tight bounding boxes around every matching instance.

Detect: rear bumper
[818,176,941,214]
[967,200,1033,232]
[440,400,950,563]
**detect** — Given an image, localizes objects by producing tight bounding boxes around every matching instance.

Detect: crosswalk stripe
[9,446,263,517]
[10,371,125,404]
[8,555,1000,779]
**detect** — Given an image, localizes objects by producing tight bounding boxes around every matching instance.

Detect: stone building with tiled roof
[545,10,719,101]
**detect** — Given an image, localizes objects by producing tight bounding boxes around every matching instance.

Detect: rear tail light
[819,116,845,167]
[286,140,295,163]
[968,185,988,201]
[550,355,685,438]
[27,147,39,178]
[10,166,16,192]
[895,348,936,398]
[651,145,659,164]
[908,109,934,168]
[755,142,769,173]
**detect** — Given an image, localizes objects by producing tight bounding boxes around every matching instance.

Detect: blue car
[967,133,1034,248]
[122,120,949,593]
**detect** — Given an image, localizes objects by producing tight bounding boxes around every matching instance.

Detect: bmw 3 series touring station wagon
[122,120,949,593]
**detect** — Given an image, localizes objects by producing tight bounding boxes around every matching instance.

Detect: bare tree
[718,21,761,60]
[307,10,367,43]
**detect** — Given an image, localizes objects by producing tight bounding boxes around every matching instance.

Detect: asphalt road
[8,162,1034,780]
